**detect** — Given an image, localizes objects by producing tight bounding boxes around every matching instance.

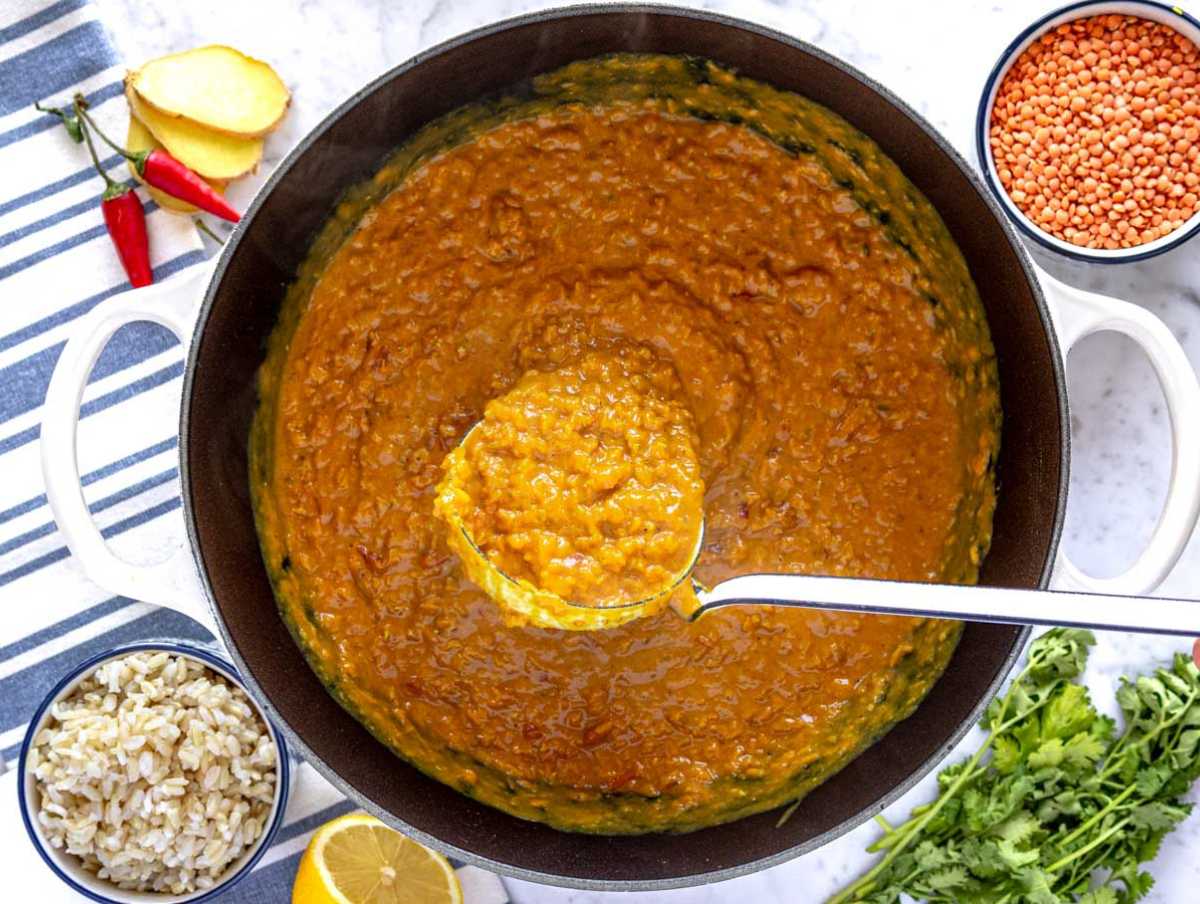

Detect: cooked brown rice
[27,650,278,895]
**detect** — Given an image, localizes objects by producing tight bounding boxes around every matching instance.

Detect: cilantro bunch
[829,629,1200,904]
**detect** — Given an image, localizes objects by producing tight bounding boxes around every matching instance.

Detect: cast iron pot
[40,4,1200,890]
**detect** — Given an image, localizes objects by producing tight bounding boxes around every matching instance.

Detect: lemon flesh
[292,813,462,904]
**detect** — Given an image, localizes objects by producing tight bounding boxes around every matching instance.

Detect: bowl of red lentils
[977,0,1200,262]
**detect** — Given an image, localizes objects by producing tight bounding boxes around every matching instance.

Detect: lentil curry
[251,55,1001,834]
[434,347,706,627]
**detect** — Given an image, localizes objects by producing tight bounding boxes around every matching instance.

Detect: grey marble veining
[91,0,1200,900]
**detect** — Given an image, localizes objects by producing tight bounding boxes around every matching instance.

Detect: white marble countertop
[91,0,1200,900]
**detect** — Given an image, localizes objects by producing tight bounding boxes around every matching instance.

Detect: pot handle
[40,264,218,634]
[1038,267,1200,596]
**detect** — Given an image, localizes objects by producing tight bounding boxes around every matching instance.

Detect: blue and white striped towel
[0,2,510,900]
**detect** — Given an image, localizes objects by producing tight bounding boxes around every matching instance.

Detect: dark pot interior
[181,5,1066,889]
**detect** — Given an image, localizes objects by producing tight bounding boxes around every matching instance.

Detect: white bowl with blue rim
[975,0,1200,263]
[17,642,293,904]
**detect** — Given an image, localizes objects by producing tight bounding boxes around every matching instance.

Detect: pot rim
[178,3,1067,890]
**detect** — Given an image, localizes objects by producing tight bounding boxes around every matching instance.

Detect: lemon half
[292,812,463,904]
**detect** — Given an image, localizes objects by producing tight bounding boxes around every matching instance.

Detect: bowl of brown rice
[17,643,291,903]
[976,0,1200,262]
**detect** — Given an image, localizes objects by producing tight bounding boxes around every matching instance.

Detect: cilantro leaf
[1129,801,1188,831]
[1020,866,1062,904]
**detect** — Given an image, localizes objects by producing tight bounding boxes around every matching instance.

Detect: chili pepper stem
[73,99,124,197]
[71,93,240,223]
[34,101,84,143]
[72,96,150,173]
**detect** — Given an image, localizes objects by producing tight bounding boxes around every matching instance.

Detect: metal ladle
[444,509,1200,635]
[438,420,1199,634]
[690,568,1199,637]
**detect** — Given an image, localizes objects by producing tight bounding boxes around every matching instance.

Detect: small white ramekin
[975,0,1200,263]
[17,642,292,904]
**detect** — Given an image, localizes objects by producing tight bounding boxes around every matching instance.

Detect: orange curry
[434,347,705,616]
[251,55,1001,834]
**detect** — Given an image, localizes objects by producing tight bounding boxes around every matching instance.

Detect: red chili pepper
[138,147,240,223]
[101,187,152,288]
[66,98,153,287]
[73,95,240,223]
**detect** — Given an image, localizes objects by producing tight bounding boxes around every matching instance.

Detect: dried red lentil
[990,14,1200,250]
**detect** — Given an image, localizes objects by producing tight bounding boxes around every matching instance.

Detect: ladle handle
[694,573,1200,636]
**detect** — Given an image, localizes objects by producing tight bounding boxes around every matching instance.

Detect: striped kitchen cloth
[0,2,509,901]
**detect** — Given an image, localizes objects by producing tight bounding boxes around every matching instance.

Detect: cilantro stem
[1054,783,1137,849]
[1101,687,1198,782]
[830,738,995,901]
[828,659,1051,904]
[1046,816,1131,873]
[1066,841,1121,890]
